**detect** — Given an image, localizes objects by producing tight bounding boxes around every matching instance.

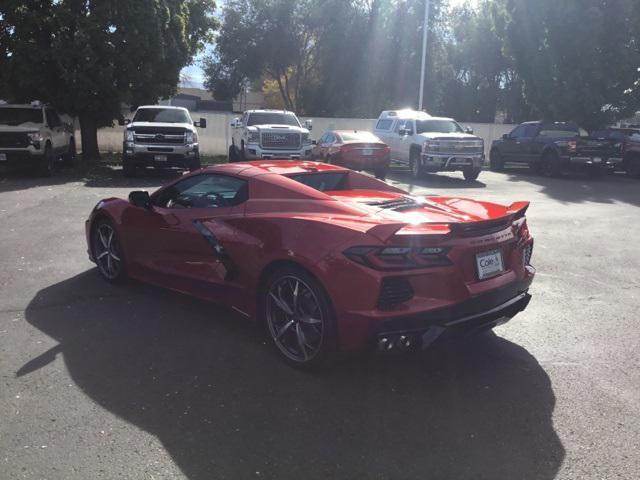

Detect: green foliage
[0,0,217,158]
[505,0,640,129]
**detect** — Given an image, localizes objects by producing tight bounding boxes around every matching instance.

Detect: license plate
[0,153,6,161]
[154,155,168,162]
[476,249,505,280]
[452,158,471,165]
[592,157,602,163]
[362,149,373,156]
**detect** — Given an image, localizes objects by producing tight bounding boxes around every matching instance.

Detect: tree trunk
[79,113,100,161]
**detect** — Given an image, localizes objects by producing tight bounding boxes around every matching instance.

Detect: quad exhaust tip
[378,335,415,353]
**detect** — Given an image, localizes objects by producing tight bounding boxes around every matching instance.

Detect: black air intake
[377,277,414,310]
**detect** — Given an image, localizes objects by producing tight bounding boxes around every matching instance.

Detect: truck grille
[377,277,414,310]
[428,141,482,155]
[133,127,186,145]
[261,132,300,149]
[0,132,30,148]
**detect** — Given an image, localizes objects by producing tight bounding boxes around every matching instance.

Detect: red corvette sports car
[85,160,534,367]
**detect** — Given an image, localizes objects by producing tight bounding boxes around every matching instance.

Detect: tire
[37,143,54,177]
[228,144,238,163]
[463,166,481,181]
[409,150,423,179]
[374,168,387,180]
[540,151,561,177]
[122,156,137,177]
[626,155,640,178]
[189,157,202,172]
[63,138,76,167]
[240,142,246,161]
[91,219,127,283]
[489,149,504,172]
[261,266,336,369]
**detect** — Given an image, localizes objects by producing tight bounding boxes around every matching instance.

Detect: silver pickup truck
[0,103,75,176]
[120,106,207,177]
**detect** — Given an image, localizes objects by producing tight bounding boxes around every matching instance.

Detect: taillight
[344,245,451,270]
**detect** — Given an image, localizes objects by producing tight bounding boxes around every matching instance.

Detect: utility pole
[418,0,430,111]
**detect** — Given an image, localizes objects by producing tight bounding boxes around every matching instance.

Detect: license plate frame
[154,154,168,162]
[476,249,505,280]
[0,153,6,161]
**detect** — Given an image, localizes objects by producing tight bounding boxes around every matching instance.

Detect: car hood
[0,123,42,132]
[247,125,309,134]
[128,121,194,130]
[416,132,480,141]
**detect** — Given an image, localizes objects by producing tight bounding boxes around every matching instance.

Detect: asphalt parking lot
[1,164,639,480]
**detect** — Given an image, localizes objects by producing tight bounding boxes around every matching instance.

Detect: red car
[85,160,534,368]
[312,130,390,179]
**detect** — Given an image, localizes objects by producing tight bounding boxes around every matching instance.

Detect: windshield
[416,119,463,134]
[247,112,300,127]
[0,108,43,126]
[288,172,348,191]
[133,108,191,124]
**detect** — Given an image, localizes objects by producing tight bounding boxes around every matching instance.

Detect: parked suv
[0,103,75,176]
[490,121,606,177]
[373,110,484,181]
[229,109,313,161]
[119,106,206,177]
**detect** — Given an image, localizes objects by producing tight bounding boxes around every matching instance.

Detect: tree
[505,0,640,130]
[0,0,217,160]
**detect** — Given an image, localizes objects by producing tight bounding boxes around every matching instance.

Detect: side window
[326,133,336,144]
[510,125,527,139]
[523,125,538,137]
[394,120,406,134]
[318,133,328,144]
[46,109,62,128]
[376,119,393,130]
[154,174,248,209]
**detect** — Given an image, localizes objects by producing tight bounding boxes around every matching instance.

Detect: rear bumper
[560,155,606,169]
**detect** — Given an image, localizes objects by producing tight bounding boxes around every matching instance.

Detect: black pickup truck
[490,121,608,177]
[588,127,640,175]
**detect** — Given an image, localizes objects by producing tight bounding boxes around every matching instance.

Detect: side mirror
[311,139,317,145]
[195,118,207,128]
[502,133,511,140]
[118,118,130,126]
[231,118,240,128]
[304,119,313,131]
[465,126,474,134]
[399,128,412,136]
[128,190,151,208]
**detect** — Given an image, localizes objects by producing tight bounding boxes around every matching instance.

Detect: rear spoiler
[506,201,530,219]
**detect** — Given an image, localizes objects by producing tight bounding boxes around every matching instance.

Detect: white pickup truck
[229,109,313,161]
[374,109,484,181]
[0,103,75,176]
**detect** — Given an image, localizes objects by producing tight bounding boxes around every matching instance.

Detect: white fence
[88,111,515,158]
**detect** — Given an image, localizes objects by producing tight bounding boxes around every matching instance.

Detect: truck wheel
[228,145,238,163]
[626,155,640,178]
[63,138,76,167]
[122,156,137,177]
[240,142,246,161]
[489,149,504,171]
[409,150,423,179]
[37,143,54,177]
[189,157,202,172]
[374,168,387,180]
[540,151,561,177]
[463,166,481,181]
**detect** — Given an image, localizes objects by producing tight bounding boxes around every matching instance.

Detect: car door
[520,124,540,164]
[45,109,65,153]
[122,173,248,299]
[500,125,527,163]
[389,119,406,163]
[397,119,416,164]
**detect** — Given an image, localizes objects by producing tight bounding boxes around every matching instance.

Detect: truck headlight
[247,131,260,144]
[302,133,311,145]
[27,132,43,146]
[186,131,198,144]
[124,129,134,142]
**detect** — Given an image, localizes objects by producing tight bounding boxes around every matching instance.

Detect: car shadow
[20,271,564,480]
[387,168,487,193]
[502,168,640,206]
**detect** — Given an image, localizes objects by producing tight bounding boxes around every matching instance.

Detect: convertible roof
[204,160,347,178]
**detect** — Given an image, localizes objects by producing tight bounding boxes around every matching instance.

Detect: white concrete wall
[87,111,515,158]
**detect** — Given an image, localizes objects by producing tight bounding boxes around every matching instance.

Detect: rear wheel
[489,149,504,172]
[463,166,481,181]
[262,266,336,369]
[37,143,54,177]
[91,220,127,283]
[626,155,640,178]
[409,150,423,179]
[540,151,561,177]
[374,168,387,180]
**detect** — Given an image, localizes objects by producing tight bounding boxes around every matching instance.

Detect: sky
[178,0,480,90]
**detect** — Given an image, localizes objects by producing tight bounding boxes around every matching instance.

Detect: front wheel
[91,220,127,283]
[228,144,239,163]
[540,151,561,177]
[409,151,423,179]
[262,266,336,369]
[463,166,481,181]
[122,157,137,177]
[489,149,504,172]
[188,157,202,171]
[37,144,54,177]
